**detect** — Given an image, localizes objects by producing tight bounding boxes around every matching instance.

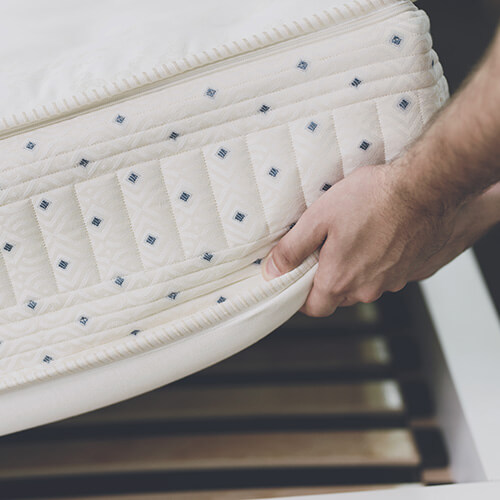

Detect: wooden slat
[0,430,419,479]
[285,303,381,330]
[200,335,391,377]
[63,381,403,426]
[54,484,405,500]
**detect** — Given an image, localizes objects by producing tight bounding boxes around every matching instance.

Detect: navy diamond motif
[115,276,124,286]
[202,252,213,262]
[58,260,69,270]
[253,258,263,265]
[297,60,308,71]
[115,114,126,124]
[398,98,410,110]
[25,141,36,150]
[128,172,139,184]
[217,296,227,304]
[39,199,50,210]
[234,211,246,222]
[321,183,332,192]
[91,217,102,227]
[359,140,371,151]
[43,355,53,363]
[27,300,37,310]
[268,167,279,178]
[3,243,13,252]
[145,235,157,245]
[307,121,318,133]
[167,291,179,300]
[206,88,217,98]
[350,77,362,88]
[169,131,179,140]
[79,158,89,167]
[217,147,228,159]
[259,104,270,114]
[130,329,141,336]
[79,316,89,326]
[391,35,402,46]
[179,191,191,202]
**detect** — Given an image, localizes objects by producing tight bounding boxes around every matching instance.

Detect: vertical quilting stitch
[114,171,149,271]
[285,123,308,211]
[200,150,230,249]
[29,199,60,296]
[73,185,104,285]
[242,136,271,238]
[374,101,387,164]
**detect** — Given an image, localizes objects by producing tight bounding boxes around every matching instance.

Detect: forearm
[393,27,500,214]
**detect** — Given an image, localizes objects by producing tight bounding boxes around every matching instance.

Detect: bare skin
[263,27,500,317]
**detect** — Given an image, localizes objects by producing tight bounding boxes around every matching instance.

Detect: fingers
[262,204,326,280]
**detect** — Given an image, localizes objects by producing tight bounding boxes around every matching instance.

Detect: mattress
[0,0,448,435]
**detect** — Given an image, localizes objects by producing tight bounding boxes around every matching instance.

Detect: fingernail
[263,252,281,281]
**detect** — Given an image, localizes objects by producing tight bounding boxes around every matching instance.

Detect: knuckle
[357,287,383,304]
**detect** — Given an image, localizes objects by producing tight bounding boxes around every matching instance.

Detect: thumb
[262,206,326,281]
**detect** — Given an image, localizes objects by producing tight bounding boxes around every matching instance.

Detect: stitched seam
[200,150,230,249]
[329,112,345,180]
[0,246,18,305]
[0,255,317,390]
[30,199,60,295]
[243,136,271,237]
[4,40,430,175]
[157,160,188,261]
[73,185,103,283]
[287,122,315,209]
[1,60,440,200]
[0,260,260,359]
[374,100,387,163]
[114,171,148,271]
[0,229,282,326]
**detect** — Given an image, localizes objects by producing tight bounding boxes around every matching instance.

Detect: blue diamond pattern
[297,60,308,71]
[307,121,318,132]
[3,243,13,252]
[180,191,191,202]
[359,140,371,151]
[128,172,139,184]
[350,77,362,88]
[145,235,157,245]
[217,147,228,159]
[206,88,217,98]
[268,167,279,178]
[234,211,246,222]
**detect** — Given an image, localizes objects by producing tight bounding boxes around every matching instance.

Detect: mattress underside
[0,0,448,394]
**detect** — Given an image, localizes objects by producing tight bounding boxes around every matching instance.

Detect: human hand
[262,162,462,317]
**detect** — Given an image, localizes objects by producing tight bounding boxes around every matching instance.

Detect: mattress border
[0,262,317,436]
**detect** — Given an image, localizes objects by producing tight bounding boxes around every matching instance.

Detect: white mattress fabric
[0,0,447,432]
